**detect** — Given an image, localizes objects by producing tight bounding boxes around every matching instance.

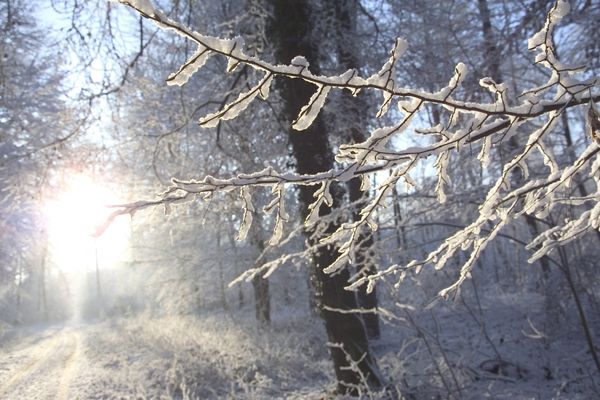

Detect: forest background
[1,0,600,398]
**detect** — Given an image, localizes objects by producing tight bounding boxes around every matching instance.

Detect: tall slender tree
[267,0,382,394]
[327,0,381,340]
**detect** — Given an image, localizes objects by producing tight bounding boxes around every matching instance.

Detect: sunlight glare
[45,176,130,274]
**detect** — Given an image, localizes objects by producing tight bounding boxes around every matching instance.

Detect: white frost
[167,46,214,86]
[292,85,331,131]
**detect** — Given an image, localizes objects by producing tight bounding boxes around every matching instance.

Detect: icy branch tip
[117,0,157,17]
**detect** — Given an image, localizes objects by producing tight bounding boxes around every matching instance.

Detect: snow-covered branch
[119,0,599,119]
[114,0,600,297]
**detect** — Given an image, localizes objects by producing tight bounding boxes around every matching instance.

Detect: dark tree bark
[267,0,382,394]
[252,275,270,327]
[250,222,270,328]
[329,0,381,340]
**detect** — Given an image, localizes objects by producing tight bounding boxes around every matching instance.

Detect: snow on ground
[0,312,334,399]
[73,313,333,399]
[0,294,598,399]
[375,291,599,399]
[0,325,81,399]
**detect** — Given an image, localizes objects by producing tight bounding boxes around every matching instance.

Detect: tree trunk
[38,240,48,321]
[561,111,600,242]
[330,0,381,340]
[216,229,229,311]
[477,0,560,339]
[250,221,270,328]
[252,275,270,327]
[15,255,22,324]
[94,238,104,317]
[267,0,382,394]
[227,217,246,309]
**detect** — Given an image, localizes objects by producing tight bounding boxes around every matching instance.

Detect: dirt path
[0,327,82,399]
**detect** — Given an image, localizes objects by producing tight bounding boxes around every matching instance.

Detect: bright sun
[44,175,130,274]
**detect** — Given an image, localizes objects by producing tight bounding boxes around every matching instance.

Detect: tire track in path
[0,333,60,398]
[56,330,81,400]
[0,327,82,399]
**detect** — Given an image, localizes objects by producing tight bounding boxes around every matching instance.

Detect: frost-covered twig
[326,342,382,398]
